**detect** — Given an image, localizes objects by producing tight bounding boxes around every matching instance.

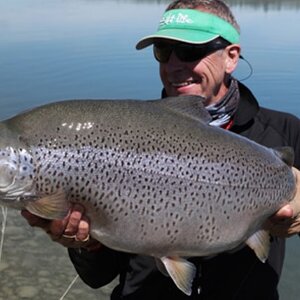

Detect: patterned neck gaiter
[206,78,240,127]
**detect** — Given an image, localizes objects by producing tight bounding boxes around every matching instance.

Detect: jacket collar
[230,81,259,133]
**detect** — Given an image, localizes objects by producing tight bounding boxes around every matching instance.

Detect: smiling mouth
[171,80,198,87]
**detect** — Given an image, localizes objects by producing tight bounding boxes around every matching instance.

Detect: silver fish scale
[29,123,294,257]
[33,121,289,189]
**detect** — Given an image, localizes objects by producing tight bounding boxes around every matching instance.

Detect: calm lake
[0,0,300,299]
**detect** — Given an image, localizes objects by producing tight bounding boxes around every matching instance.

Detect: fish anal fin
[155,258,169,277]
[25,190,70,220]
[160,256,196,296]
[246,229,270,263]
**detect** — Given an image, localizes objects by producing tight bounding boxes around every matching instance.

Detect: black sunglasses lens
[153,39,229,63]
[175,44,209,62]
[154,44,209,63]
[153,44,172,63]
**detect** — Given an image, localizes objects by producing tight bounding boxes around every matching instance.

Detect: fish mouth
[0,147,36,208]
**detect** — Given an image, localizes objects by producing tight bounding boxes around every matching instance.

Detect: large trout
[0,96,296,295]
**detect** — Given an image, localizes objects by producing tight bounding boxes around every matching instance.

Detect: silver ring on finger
[75,234,90,243]
[62,234,77,239]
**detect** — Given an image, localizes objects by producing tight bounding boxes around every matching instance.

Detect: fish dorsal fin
[273,147,294,167]
[25,190,70,220]
[159,95,212,124]
[160,256,196,296]
[245,229,270,263]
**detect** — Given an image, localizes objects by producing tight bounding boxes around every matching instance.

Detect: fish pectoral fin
[25,190,70,220]
[245,229,270,263]
[160,256,196,296]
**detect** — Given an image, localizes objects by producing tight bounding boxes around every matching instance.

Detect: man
[22,0,300,299]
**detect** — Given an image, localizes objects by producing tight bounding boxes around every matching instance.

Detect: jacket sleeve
[68,246,128,288]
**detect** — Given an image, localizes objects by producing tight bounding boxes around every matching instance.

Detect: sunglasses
[153,38,230,63]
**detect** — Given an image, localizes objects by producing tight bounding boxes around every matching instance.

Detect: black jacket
[69,82,300,300]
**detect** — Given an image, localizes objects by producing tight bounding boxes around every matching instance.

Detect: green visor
[136,9,240,49]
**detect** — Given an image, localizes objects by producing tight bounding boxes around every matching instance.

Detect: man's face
[159,41,232,106]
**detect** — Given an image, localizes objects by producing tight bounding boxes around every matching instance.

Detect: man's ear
[225,44,241,73]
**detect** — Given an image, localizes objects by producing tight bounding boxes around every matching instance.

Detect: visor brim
[136,29,219,50]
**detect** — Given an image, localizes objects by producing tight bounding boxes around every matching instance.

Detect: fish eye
[0,162,17,189]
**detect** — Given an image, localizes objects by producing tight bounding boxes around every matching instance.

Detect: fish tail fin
[273,146,294,167]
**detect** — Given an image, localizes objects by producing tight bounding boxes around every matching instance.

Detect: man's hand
[265,167,300,238]
[21,204,102,251]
